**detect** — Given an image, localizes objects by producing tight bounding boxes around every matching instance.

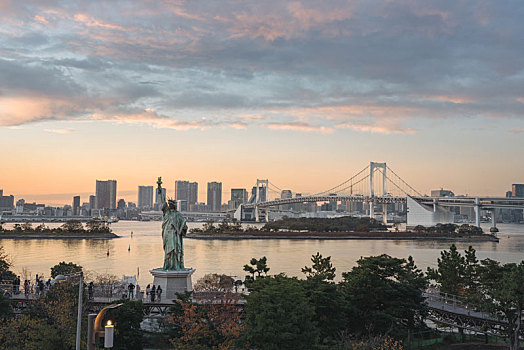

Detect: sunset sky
[0,0,523,205]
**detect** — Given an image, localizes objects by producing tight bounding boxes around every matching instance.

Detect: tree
[170,294,244,350]
[426,244,465,295]
[243,256,270,282]
[193,273,234,292]
[50,261,82,278]
[0,245,16,281]
[27,279,89,349]
[61,220,84,232]
[21,222,33,231]
[0,292,12,319]
[103,299,144,350]
[0,314,63,349]
[340,255,427,339]
[243,275,319,350]
[302,252,336,282]
[477,260,524,350]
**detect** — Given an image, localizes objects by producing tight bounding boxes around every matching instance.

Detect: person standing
[135,284,141,301]
[128,283,135,299]
[156,286,162,302]
[146,284,151,302]
[150,285,156,302]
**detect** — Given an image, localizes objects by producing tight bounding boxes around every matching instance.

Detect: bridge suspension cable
[268,181,283,193]
[314,165,370,196]
[332,174,370,194]
[385,165,423,196]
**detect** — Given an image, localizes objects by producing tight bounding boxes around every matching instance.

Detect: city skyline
[1,176,522,208]
[1,1,523,202]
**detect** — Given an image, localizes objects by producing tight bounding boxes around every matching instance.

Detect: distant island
[188,217,498,242]
[0,220,119,239]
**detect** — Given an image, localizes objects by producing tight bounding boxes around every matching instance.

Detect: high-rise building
[207,182,222,212]
[512,184,524,198]
[231,188,248,209]
[138,185,154,209]
[156,187,166,205]
[95,180,117,209]
[73,196,80,216]
[0,191,14,211]
[175,181,198,207]
[117,199,126,209]
[280,190,292,210]
[251,186,267,202]
[89,195,96,210]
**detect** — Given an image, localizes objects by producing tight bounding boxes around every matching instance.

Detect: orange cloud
[267,122,333,134]
[336,122,416,135]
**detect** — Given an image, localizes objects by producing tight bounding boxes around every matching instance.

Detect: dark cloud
[0,0,523,132]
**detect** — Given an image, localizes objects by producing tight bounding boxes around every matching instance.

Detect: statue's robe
[161,203,188,270]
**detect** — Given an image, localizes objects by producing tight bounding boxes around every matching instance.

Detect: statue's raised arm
[157,177,167,205]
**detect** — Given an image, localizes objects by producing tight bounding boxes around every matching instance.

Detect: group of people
[145,284,162,302]
[10,274,52,297]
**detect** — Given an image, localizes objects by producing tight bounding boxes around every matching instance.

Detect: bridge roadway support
[382,203,387,225]
[369,162,387,221]
[474,197,481,228]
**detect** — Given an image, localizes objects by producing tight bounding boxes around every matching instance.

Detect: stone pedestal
[150,268,195,301]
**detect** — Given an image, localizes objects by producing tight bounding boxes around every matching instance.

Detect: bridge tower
[255,179,269,222]
[369,162,388,225]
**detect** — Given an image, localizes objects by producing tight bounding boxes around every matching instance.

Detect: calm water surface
[2,222,524,287]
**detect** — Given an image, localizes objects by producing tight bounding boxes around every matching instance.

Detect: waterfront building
[175,181,198,208]
[95,180,117,209]
[73,196,80,215]
[138,185,154,209]
[207,182,222,212]
[231,188,248,209]
[431,189,455,197]
[513,184,524,198]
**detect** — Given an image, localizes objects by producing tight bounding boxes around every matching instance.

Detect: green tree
[103,299,144,350]
[340,255,427,339]
[243,256,270,281]
[477,260,524,350]
[27,279,88,349]
[0,314,63,349]
[243,275,319,350]
[61,220,84,232]
[0,245,16,281]
[50,261,82,278]
[427,244,465,295]
[0,292,12,319]
[302,252,336,282]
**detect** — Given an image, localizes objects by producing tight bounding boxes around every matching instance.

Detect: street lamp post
[76,271,83,350]
[55,272,83,350]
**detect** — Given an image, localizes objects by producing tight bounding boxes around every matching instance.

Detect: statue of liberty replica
[157,177,188,270]
[150,177,195,299]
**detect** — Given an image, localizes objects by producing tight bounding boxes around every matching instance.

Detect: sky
[0,0,523,205]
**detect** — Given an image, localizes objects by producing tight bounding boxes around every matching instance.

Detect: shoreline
[0,232,119,239]
[187,232,499,242]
